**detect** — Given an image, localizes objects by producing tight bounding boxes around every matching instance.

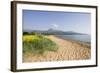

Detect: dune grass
[23,34,58,55]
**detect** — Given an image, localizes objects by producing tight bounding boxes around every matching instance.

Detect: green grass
[23,34,58,55]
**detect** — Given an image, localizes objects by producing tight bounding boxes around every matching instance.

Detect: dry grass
[23,35,91,62]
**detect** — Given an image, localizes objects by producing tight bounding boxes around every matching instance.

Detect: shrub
[23,32,29,35]
[23,34,58,55]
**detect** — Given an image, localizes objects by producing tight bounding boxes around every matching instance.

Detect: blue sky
[23,10,91,34]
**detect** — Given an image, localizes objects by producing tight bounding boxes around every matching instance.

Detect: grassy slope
[23,34,58,55]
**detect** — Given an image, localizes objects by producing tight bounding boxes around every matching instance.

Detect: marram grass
[23,34,58,55]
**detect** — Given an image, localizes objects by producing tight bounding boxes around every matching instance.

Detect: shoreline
[52,35,91,48]
[47,35,91,48]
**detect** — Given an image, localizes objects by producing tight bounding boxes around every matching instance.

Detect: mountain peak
[48,28,56,31]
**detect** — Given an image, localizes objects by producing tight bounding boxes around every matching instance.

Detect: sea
[56,34,91,43]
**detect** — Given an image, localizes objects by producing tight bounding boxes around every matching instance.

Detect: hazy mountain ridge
[23,29,87,35]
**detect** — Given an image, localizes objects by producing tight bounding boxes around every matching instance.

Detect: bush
[23,34,58,55]
[23,32,30,35]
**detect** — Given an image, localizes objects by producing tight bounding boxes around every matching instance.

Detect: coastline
[54,35,91,48]
[23,35,91,62]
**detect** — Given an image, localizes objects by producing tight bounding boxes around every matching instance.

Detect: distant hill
[23,29,86,35]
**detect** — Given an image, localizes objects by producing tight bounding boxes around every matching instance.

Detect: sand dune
[23,35,91,62]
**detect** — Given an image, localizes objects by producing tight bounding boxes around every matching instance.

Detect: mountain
[23,29,86,35]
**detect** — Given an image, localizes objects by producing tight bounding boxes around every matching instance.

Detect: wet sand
[23,35,91,62]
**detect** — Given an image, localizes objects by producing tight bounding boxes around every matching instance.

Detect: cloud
[52,24,59,29]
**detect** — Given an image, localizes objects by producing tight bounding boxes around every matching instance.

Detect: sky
[23,10,91,34]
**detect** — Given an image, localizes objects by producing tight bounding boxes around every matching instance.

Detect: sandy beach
[23,35,91,62]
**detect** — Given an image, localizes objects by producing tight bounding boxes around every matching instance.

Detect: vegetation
[23,33,58,55]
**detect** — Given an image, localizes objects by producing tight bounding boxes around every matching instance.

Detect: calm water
[56,35,91,42]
